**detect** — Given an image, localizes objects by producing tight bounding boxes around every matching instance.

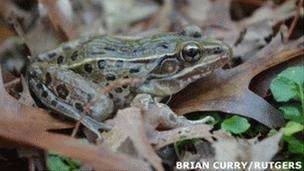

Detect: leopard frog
[27,26,231,136]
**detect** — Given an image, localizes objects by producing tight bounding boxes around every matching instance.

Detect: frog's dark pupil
[57,56,64,64]
[184,47,198,58]
[84,64,93,73]
[182,43,200,62]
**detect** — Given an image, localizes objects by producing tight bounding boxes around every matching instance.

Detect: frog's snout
[221,42,233,59]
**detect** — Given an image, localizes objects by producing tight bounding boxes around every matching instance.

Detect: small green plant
[221,115,250,134]
[270,66,304,160]
[47,153,81,171]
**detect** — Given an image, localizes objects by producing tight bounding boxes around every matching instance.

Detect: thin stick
[285,0,303,42]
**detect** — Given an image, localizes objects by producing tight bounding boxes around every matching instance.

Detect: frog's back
[84,34,178,59]
[36,33,180,66]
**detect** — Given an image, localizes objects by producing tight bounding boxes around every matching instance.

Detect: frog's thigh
[132,94,213,128]
[46,66,114,121]
[29,77,111,138]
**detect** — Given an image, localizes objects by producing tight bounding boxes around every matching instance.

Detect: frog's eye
[181,43,201,62]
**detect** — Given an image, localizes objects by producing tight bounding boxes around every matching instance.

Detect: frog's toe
[189,116,215,125]
[81,115,112,139]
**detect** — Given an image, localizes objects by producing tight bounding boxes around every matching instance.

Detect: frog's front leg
[132,94,214,129]
[28,64,114,138]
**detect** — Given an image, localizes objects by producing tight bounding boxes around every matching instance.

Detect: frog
[26,26,232,138]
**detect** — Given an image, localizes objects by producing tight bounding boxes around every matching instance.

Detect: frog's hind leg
[28,66,114,138]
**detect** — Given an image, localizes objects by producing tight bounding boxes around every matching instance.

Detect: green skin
[27,26,232,135]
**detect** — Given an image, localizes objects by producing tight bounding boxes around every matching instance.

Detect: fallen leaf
[103,107,164,171]
[101,0,158,33]
[151,124,230,150]
[213,131,283,169]
[39,0,77,39]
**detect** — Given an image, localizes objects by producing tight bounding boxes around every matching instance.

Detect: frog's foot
[81,116,112,139]
[29,78,112,138]
[132,94,214,129]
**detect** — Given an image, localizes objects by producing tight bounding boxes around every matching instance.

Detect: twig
[4,78,20,89]
[71,78,140,137]
[285,0,303,42]
[236,0,264,7]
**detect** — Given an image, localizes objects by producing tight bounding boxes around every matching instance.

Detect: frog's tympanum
[27,26,232,137]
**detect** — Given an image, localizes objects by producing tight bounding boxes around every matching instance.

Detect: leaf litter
[0,0,303,170]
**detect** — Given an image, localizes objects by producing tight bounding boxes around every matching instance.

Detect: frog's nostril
[213,47,223,54]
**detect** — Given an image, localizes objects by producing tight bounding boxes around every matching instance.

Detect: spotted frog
[27,26,231,137]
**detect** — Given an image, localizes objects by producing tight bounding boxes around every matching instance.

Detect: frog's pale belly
[27,26,232,135]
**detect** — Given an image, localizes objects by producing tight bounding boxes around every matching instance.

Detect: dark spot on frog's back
[74,102,83,112]
[104,47,115,51]
[116,60,123,67]
[129,67,140,73]
[84,64,93,73]
[115,87,123,93]
[106,74,116,81]
[51,100,57,106]
[41,91,48,98]
[97,60,106,69]
[45,72,52,85]
[57,55,64,64]
[36,83,43,89]
[56,84,69,100]
[71,51,78,61]
[47,52,57,58]
[160,43,169,49]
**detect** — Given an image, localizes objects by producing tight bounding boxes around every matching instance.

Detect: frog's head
[137,26,232,97]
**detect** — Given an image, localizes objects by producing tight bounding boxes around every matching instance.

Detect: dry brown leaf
[238,0,296,27]
[170,29,304,128]
[103,107,164,171]
[250,56,304,98]
[151,124,230,150]
[19,76,36,107]
[213,132,283,168]
[0,67,151,171]
[101,0,158,33]
[39,0,77,39]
